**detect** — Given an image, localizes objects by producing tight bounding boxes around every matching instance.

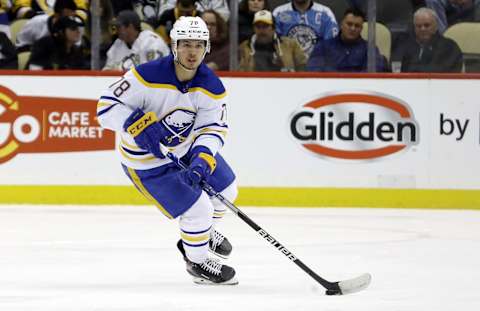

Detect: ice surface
[1,205,479,311]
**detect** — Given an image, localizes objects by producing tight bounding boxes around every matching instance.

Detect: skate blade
[208,248,230,259]
[193,276,238,285]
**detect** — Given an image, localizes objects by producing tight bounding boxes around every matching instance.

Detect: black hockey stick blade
[325,273,372,295]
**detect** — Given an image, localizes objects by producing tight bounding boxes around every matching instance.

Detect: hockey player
[97,16,238,285]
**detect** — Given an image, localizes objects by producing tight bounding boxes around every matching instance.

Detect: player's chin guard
[169,16,210,69]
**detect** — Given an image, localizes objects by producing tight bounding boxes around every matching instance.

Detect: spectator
[155,0,198,44]
[0,31,18,69]
[239,9,306,71]
[27,15,90,70]
[160,0,231,21]
[0,1,11,38]
[201,9,230,70]
[12,0,89,22]
[273,0,338,58]
[426,0,480,33]
[400,7,463,72]
[238,0,270,43]
[15,0,78,51]
[103,10,170,71]
[307,8,387,72]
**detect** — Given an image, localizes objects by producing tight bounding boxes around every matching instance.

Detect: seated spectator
[307,8,387,72]
[400,7,463,72]
[273,0,338,58]
[12,0,89,22]
[103,10,170,71]
[0,31,18,69]
[239,10,306,71]
[201,9,230,70]
[27,15,90,70]
[155,0,198,44]
[426,0,480,33]
[15,0,78,51]
[238,0,270,43]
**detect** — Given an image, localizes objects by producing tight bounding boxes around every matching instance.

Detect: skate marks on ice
[0,205,480,310]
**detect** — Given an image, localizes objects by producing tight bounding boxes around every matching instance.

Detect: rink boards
[0,72,479,208]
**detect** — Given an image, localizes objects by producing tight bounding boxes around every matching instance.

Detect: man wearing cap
[27,15,90,70]
[239,9,306,71]
[103,10,170,71]
[15,0,79,51]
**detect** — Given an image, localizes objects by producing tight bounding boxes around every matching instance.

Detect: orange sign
[0,85,115,164]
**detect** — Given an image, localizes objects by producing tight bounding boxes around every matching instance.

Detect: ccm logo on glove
[126,111,158,137]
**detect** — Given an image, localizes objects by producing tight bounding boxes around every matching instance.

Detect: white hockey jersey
[15,14,49,48]
[103,29,171,71]
[97,55,229,170]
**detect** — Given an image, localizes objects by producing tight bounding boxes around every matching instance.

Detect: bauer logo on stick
[289,91,419,161]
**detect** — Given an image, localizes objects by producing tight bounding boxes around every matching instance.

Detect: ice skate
[209,229,232,259]
[177,240,238,285]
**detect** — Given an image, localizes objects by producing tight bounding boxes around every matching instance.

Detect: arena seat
[361,22,391,61]
[10,19,28,45]
[444,22,480,72]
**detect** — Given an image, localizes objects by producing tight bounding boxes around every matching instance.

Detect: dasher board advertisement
[0,74,479,190]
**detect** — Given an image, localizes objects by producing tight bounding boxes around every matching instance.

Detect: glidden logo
[289,92,419,160]
[0,85,115,164]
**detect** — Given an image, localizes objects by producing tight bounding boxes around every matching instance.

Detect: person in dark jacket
[0,32,18,69]
[400,7,463,72]
[27,15,90,70]
[307,8,387,72]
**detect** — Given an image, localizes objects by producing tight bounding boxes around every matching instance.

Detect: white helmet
[170,16,210,61]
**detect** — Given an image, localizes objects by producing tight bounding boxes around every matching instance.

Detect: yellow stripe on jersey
[131,67,227,100]
[198,128,227,135]
[119,146,157,162]
[127,167,173,219]
[132,67,178,91]
[97,101,113,108]
[188,87,226,100]
[121,138,142,150]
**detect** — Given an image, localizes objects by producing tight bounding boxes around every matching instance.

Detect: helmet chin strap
[174,57,197,72]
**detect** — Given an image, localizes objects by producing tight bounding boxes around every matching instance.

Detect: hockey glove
[123,108,165,159]
[183,146,217,186]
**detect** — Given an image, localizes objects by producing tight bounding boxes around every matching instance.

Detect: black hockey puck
[325,289,342,295]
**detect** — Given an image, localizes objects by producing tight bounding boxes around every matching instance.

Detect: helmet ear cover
[170,16,210,61]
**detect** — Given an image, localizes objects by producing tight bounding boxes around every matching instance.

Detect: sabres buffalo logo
[160,109,196,146]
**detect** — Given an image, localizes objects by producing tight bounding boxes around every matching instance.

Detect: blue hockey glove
[183,146,217,186]
[123,108,165,159]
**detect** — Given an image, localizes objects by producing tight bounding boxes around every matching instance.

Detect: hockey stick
[159,145,371,295]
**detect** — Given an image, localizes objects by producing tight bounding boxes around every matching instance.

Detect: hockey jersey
[97,54,229,170]
[273,2,338,57]
[103,29,170,71]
